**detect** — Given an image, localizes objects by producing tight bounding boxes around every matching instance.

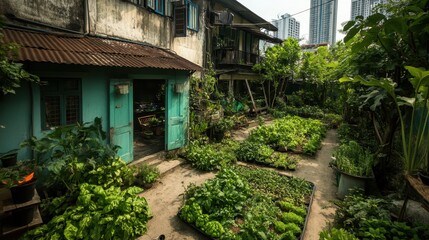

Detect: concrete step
[130,151,187,177]
[130,151,165,167]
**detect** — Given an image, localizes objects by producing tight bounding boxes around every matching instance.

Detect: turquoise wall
[0,63,190,160]
[0,83,32,159]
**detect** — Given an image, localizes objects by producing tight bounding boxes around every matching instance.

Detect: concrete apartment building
[309,0,338,46]
[272,13,300,40]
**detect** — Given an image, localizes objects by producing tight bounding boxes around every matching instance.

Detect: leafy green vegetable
[280,212,304,225]
[22,184,150,240]
[180,166,312,239]
[184,139,237,171]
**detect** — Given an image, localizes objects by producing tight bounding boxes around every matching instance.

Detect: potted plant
[149,117,163,136]
[332,141,374,199]
[0,149,18,167]
[341,67,429,183]
[0,160,37,203]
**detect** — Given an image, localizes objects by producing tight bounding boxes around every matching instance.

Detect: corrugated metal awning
[2,28,202,71]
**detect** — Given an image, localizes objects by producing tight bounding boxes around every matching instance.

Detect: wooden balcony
[214,49,262,70]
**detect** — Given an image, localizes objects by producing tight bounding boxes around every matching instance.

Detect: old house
[207,0,282,111]
[0,0,205,162]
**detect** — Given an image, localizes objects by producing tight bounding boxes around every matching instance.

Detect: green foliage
[323,113,343,129]
[22,118,134,195]
[181,166,312,239]
[277,201,306,217]
[340,66,429,173]
[341,0,429,176]
[22,184,150,240]
[0,160,35,187]
[0,17,39,95]
[235,140,274,163]
[209,116,235,141]
[333,192,429,239]
[21,118,135,222]
[333,141,374,177]
[253,38,301,107]
[274,221,301,235]
[204,221,225,238]
[271,152,299,171]
[279,212,304,225]
[134,164,160,185]
[184,139,237,171]
[319,228,358,240]
[248,116,326,156]
[232,166,312,205]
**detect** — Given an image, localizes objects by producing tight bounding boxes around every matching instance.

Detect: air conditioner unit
[210,11,234,25]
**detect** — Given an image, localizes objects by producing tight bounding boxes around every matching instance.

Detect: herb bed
[178,166,315,239]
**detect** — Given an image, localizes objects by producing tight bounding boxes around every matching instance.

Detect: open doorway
[133,79,166,159]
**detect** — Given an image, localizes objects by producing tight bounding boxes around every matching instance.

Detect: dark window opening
[40,78,81,130]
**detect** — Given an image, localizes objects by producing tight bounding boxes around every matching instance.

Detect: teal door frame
[129,72,189,151]
[166,78,189,150]
[109,79,133,163]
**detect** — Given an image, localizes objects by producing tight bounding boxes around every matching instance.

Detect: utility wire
[233,0,336,26]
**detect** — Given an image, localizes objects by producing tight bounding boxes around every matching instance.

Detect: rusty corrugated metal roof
[2,28,202,71]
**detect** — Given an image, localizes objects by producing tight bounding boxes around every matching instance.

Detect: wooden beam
[245,79,257,113]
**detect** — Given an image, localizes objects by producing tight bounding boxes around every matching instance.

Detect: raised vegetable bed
[178,166,315,239]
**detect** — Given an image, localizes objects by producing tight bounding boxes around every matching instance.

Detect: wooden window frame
[186,0,199,31]
[40,78,82,130]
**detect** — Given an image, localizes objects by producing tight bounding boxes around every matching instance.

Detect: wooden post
[245,79,257,113]
[261,82,269,109]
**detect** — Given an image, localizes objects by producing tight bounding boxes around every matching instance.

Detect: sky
[236,0,352,43]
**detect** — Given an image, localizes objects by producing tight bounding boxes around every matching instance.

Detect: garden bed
[247,116,327,156]
[178,166,315,239]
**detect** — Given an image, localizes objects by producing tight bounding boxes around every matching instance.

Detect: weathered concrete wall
[90,0,205,67]
[1,0,205,67]
[172,0,206,67]
[89,0,171,48]
[0,0,84,32]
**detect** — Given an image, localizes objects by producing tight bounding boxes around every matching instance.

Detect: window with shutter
[40,78,81,130]
[187,0,199,31]
[174,4,187,37]
[147,0,164,15]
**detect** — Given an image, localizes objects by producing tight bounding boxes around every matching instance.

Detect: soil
[138,124,339,240]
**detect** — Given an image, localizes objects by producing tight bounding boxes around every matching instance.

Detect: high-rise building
[309,0,338,46]
[351,0,387,20]
[272,13,300,40]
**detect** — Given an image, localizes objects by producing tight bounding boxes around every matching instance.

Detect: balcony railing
[214,49,262,67]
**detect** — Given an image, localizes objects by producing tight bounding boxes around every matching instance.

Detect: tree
[0,16,39,95]
[253,38,301,107]
[341,0,429,177]
[299,46,340,107]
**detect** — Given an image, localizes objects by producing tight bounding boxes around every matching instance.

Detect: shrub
[134,164,160,185]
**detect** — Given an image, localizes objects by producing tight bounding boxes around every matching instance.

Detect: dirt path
[138,125,338,240]
[138,165,215,240]
[293,129,338,239]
